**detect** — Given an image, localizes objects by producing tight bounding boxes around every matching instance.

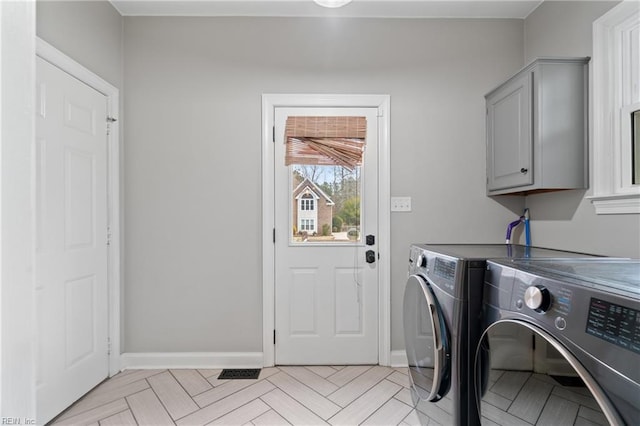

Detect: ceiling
[110,0,544,19]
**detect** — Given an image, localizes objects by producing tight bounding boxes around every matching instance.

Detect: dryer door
[403,274,451,402]
[474,320,626,426]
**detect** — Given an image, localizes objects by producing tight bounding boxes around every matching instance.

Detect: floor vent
[550,375,585,387]
[218,368,261,380]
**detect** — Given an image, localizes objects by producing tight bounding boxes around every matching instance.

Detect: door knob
[520,168,528,174]
[366,250,376,264]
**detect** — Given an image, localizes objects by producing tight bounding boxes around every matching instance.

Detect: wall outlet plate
[391,196,412,212]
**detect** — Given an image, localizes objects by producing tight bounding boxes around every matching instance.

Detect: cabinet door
[486,72,533,192]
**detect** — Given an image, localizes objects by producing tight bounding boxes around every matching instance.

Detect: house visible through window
[286,116,366,243]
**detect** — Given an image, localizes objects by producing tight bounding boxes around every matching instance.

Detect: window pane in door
[291,164,361,244]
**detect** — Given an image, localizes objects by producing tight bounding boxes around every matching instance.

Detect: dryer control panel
[408,245,459,297]
[434,257,456,281]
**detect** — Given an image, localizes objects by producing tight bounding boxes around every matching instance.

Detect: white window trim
[589,1,640,214]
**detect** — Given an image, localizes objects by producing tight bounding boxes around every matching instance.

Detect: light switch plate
[391,196,412,212]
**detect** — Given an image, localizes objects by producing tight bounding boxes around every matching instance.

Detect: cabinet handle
[520,168,528,174]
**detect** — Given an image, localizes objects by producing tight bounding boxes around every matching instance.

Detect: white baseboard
[390,350,408,367]
[120,352,264,370]
[119,351,404,370]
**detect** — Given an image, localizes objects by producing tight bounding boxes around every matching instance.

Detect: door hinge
[106,116,117,136]
[107,226,111,246]
[273,330,276,345]
[273,228,276,244]
[272,126,275,143]
[107,337,112,355]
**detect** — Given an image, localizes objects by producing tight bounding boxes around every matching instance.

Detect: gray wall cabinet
[486,57,589,195]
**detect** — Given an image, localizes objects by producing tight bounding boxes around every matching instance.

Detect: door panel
[289,268,318,335]
[64,148,95,249]
[335,267,363,335]
[65,275,96,367]
[275,107,379,365]
[36,57,109,424]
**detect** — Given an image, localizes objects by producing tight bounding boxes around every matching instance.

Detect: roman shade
[284,116,366,170]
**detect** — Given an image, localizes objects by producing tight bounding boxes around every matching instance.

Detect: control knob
[417,253,427,268]
[524,285,551,313]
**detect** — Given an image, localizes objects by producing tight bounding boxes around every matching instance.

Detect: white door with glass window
[274,107,379,365]
[35,57,109,424]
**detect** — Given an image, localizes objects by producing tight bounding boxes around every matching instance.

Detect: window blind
[284,116,366,170]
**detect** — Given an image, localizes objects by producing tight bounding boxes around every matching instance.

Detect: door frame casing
[261,94,391,367]
[36,38,121,376]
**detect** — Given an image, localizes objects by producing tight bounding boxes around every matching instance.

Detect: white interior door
[274,107,379,365]
[35,56,109,424]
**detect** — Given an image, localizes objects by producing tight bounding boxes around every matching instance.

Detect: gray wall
[123,17,524,353]
[37,1,635,356]
[522,1,640,258]
[36,0,123,88]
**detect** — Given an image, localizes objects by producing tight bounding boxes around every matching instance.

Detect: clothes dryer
[403,244,597,426]
[476,258,639,425]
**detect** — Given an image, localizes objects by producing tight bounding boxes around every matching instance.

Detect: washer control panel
[505,265,640,356]
[513,278,574,320]
[586,298,640,354]
[486,258,640,390]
